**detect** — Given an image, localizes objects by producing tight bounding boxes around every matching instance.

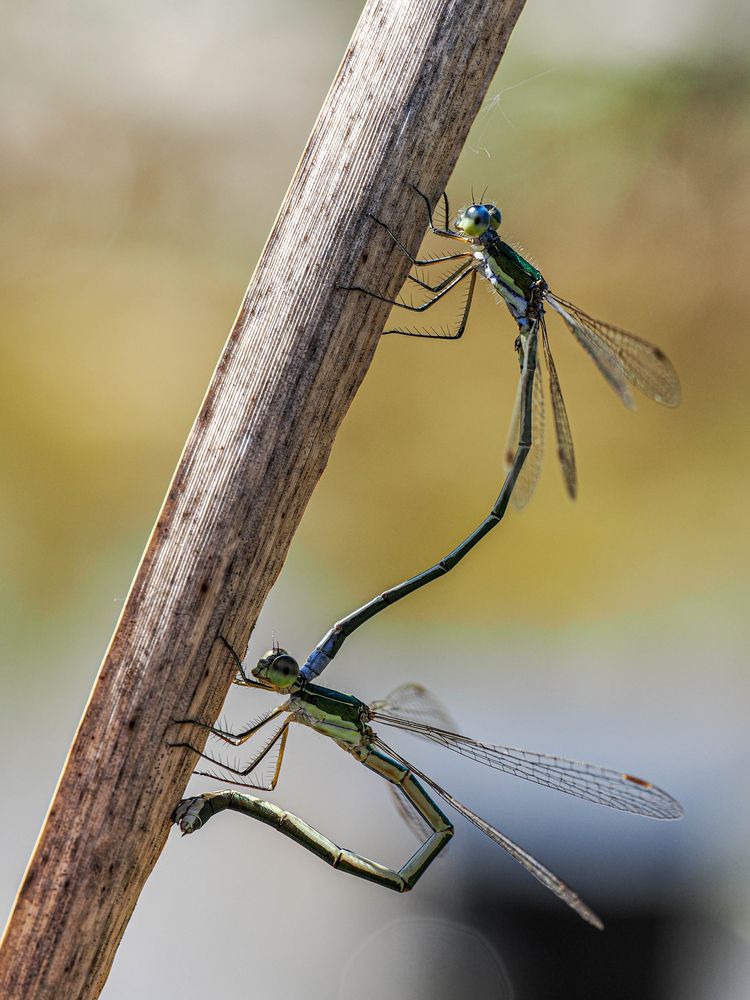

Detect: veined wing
[388,786,437,843]
[545,293,635,409]
[546,293,681,407]
[370,682,458,731]
[372,713,683,820]
[504,358,544,510]
[371,684,458,842]
[541,317,577,500]
[376,737,603,928]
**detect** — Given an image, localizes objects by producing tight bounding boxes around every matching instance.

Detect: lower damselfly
[172,644,682,929]
[346,185,681,507]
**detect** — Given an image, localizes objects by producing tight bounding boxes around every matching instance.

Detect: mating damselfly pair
[172,187,682,927]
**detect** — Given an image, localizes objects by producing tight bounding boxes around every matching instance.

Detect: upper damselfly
[172,642,682,929]
[347,186,681,507]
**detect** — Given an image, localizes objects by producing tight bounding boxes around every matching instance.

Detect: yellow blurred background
[2,2,749,997]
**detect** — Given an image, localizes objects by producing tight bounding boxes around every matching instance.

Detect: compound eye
[485,205,501,228]
[276,655,297,676]
[270,653,299,687]
[472,205,490,227]
[455,204,490,236]
[253,648,299,687]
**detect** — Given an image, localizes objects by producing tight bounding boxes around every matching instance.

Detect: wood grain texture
[0,1,527,995]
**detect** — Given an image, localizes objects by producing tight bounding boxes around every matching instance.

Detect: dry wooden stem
[0,1,526,995]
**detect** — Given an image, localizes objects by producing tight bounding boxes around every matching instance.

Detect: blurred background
[2,1,749,997]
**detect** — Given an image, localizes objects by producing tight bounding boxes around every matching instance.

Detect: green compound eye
[455,204,491,237]
[253,650,300,689]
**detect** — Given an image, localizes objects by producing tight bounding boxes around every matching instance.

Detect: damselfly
[172,643,682,929]
[347,186,681,506]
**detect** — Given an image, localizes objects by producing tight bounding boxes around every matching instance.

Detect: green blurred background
[2,2,749,997]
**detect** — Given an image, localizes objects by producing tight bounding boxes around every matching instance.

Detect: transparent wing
[431,778,603,928]
[545,293,635,408]
[372,713,683,820]
[504,360,544,511]
[371,684,457,842]
[370,682,458,731]
[541,317,577,500]
[376,738,603,928]
[546,293,681,407]
[389,786,437,843]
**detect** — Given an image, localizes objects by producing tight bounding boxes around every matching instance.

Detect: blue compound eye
[468,205,490,226]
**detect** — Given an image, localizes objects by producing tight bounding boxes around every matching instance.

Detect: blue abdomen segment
[300,634,338,682]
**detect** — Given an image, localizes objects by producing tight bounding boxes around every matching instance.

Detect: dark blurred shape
[468,895,673,999]
[459,884,746,1000]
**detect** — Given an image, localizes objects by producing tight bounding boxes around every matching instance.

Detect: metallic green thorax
[286,683,372,748]
[484,234,544,299]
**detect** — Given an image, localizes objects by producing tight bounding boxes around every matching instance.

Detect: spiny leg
[344,258,474,313]
[220,634,272,690]
[192,726,290,792]
[170,719,290,786]
[174,747,453,893]
[299,324,538,680]
[193,725,288,784]
[343,184,471,304]
[342,188,475,339]
[406,261,475,294]
[441,191,451,230]
[368,212,472,268]
[384,268,476,341]
[341,206,469,306]
[171,703,287,747]
[410,183,466,242]
[366,181,467,266]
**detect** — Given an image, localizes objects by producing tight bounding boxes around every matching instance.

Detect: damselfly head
[253,648,300,690]
[455,203,500,238]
